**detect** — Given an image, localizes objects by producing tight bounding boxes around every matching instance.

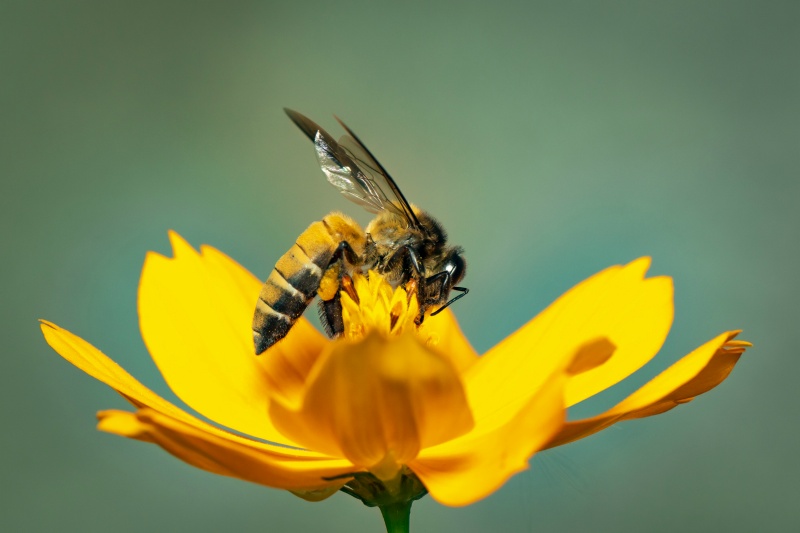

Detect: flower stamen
[341,274,359,303]
[341,271,420,341]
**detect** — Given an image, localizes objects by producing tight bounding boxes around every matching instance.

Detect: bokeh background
[3,1,798,531]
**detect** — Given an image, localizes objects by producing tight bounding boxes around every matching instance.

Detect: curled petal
[40,320,326,465]
[138,231,327,445]
[567,337,617,375]
[267,332,474,480]
[41,320,198,425]
[97,409,353,492]
[43,320,355,491]
[464,258,673,432]
[547,331,749,448]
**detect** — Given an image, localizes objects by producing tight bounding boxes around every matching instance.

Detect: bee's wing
[334,116,422,229]
[284,109,418,227]
[314,132,406,218]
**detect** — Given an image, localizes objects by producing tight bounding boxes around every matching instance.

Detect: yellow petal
[567,337,617,375]
[41,319,195,424]
[289,486,344,503]
[139,231,327,444]
[97,409,353,493]
[411,368,567,506]
[417,308,478,374]
[546,331,749,448]
[40,320,326,460]
[464,258,673,429]
[267,332,474,480]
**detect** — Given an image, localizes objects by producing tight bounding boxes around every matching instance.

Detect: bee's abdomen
[252,221,336,354]
[252,214,366,354]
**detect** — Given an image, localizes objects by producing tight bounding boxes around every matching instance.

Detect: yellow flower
[41,231,749,508]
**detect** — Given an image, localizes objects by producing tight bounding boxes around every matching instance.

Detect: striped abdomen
[252,212,365,354]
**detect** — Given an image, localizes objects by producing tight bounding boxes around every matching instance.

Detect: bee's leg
[318,294,342,338]
[430,285,469,315]
[384,245,426,324]
[317,241,359,338]
[421,271,467,309]
[317,275,359,338]
[331,240,359,265]
[422,270,450,308]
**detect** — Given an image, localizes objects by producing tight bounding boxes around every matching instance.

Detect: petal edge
[546,330,749,449]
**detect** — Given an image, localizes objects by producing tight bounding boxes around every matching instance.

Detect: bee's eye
[445,253,466,284]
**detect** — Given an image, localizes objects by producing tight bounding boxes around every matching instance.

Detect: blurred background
[2,1,798,531]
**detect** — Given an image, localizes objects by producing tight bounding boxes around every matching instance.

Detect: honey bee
[252,109,468,354]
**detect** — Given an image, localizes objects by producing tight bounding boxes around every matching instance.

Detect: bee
[252,109,468,354]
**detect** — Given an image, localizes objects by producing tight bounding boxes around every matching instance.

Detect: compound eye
[445,253,466,285]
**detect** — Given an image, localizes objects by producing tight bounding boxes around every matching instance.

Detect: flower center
[340,271,420,340]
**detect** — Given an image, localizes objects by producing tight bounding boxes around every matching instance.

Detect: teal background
[2,1,798,531]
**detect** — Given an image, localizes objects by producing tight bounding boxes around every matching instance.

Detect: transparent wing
[334,116,421,229]
[314,132,405,217]
[284,109,417,227]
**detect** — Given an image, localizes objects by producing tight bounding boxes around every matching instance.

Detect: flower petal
[139,231,327,444]
[97,409,353,492]
[267,332,474,480]
[418,308,478,374]
[41,320,196,424]
[464,258,673,430]
[40,320,326,462]
[41,320,364,491]
[411,367,567,506]
[546,331,749,448]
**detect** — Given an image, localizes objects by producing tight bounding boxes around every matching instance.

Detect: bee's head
[425,247,467,313]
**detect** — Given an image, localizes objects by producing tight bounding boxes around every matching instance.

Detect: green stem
[379,500,412,533]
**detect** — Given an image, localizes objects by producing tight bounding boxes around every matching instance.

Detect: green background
[3,1,798,531]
